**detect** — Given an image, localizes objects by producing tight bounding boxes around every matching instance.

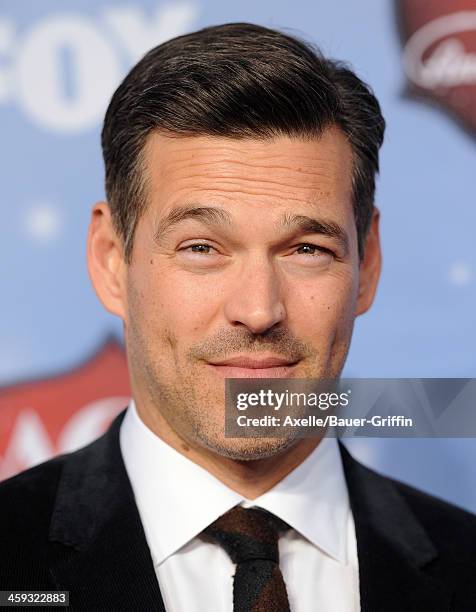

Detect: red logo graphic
[400,0,476,133]
[0,339,130,481]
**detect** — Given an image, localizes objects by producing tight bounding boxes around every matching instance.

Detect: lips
[207,355,299,378]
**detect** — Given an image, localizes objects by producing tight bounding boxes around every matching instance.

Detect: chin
[199,433,299,461]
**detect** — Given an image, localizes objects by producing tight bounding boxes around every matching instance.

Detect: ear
[87,202,127,320]
[355,207,382,316]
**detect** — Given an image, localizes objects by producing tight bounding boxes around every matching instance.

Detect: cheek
[139,270,218,342]
[289,271,358,332]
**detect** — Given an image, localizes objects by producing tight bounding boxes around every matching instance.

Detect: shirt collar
[120,400,350,566]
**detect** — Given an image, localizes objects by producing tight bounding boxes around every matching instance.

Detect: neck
[135,401,322,499]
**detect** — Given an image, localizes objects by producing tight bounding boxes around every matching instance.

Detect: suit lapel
[339,443,453,612]
[48,409,166,611]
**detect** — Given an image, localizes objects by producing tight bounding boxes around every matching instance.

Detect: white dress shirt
[120,400,360,611]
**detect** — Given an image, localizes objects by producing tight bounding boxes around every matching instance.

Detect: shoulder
[341,442,476,542]
[347,448,476,566]
[390,474,476,558]
[0,453,67,541]
[0,452,72,584]
[0,409,126,540]
[0,413,126,587]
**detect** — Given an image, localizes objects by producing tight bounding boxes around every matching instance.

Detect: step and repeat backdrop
[1,1,475,509]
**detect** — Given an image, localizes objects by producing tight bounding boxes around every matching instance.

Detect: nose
[223,255,286,334]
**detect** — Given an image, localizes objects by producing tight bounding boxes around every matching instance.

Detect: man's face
[90,127,380,460]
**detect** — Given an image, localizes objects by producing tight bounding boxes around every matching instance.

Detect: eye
[176,241,227,270]
[295,243,334,257]
[187,243,213,254]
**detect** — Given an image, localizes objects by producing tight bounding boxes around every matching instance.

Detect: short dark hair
[102,22,385,263]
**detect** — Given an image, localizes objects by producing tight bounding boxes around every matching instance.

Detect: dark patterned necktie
[203,505,291,612]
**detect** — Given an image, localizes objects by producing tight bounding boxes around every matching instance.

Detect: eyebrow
[153,205,349,255]
[153,206,232,243]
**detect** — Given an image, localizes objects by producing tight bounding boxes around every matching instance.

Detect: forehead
[141,127,354,219]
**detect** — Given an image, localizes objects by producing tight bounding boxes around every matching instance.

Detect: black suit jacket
[1,408,476,611]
